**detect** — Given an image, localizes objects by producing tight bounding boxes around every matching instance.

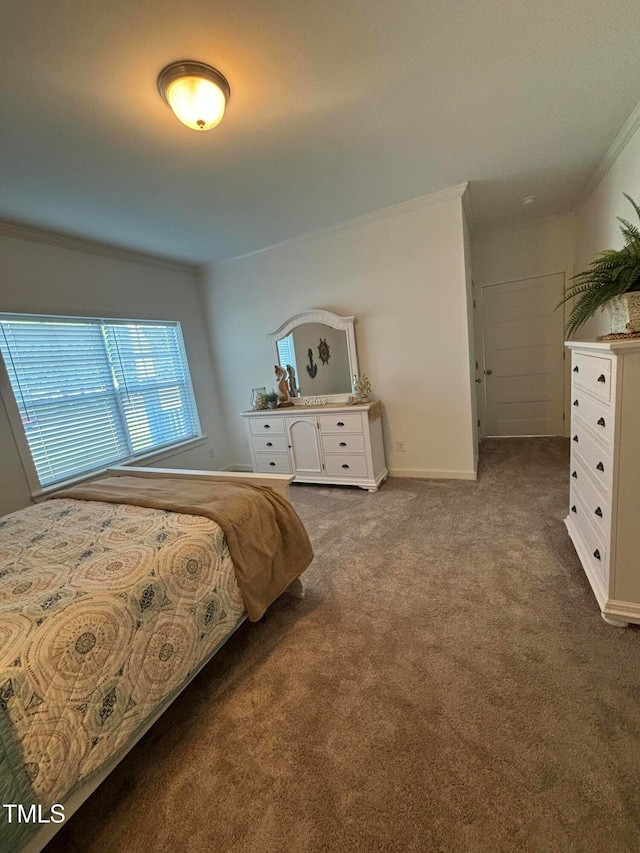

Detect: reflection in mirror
[276,323,351,396]
[270,310,358,403]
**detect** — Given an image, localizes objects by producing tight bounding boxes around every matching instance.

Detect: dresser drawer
[324,454,369,478]
[572,353,612,402]
[569,489,608,583]
[570,460,610,539]
[571,392,613,445]
[251,435,288,453]
[570,424,612,494]
[319,414,363,434]
[254,452,292,473]
[322,434,366,454]
[249,417,285,435]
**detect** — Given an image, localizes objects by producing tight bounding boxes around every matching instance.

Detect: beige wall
[472,214,576,288]
[199,190,478,480]
[574,113,640,339]
[0,234,229,515]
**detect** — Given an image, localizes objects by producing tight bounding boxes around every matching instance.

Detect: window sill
[33,435,209,500]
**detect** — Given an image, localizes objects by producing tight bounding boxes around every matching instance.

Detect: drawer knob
[573,399,579,407]
[596,462,605,472]
[339,441,347,447]
[573,366,579,373]
[572,471,577,478]
[269,462,276,466]
[266,442,273,447]
[595,507,603,518]
[263,424,271,429]
[597,374,606,383]
[571,505,577,513]
[341,464,349,469]
[572,435,579,442]
[337,421,345,427]
[597,417,606,427]
[594,549,601,561]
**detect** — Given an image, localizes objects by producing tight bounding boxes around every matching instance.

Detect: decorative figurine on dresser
[241,310,388,492]
[564,339,640,627]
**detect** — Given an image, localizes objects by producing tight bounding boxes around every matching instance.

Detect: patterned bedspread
[0,498,246,852]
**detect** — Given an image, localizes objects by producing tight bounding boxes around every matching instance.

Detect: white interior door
[481,273,565,437]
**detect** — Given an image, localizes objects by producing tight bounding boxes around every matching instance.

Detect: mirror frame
[269,309,358,404]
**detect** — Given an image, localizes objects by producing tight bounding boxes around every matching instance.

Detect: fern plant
[558,194,640,337]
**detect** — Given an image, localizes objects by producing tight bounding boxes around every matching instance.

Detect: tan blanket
[55,476,313,621]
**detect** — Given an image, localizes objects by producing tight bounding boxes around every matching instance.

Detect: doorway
[479,273,565,437]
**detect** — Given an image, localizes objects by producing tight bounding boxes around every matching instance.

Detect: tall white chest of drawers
[241,401,388,491]
[565,340,640,627]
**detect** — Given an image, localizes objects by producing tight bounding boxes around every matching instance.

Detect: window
[276,333,298,390]
[0,315,201,488]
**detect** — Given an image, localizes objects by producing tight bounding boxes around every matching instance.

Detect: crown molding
[461,183,475,235]
[212,182,469,267]
[575,98,640,210]
[0,220,197,274]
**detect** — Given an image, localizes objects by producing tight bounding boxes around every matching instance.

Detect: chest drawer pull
[594,549,601,560]
[341,463,349,469]
[269,461,276,466]
[573,365,579,372]
[596,462,604,472]
[597,374,606,383]
[266,442,273,447]
[339,441,347,447]
[595,507,603,518]
[336,421,345,427]
[572,435,579,442]
[597,417,606,427]
[573,399,579,406]
[572,470,577,478]
[264,424,271,429]
[571,505,577,513]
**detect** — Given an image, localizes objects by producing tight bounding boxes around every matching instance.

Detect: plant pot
[608,292,640,334]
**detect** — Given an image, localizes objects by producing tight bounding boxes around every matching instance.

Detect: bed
[0,465,313,853]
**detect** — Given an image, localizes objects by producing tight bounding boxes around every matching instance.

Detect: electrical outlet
[209,448,215,458]
[396,440,406,452]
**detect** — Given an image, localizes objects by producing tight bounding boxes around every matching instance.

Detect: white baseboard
[229,464,477,481]
[388,467,477,481]
[605,599,640,625]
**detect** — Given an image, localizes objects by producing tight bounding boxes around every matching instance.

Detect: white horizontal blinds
[277,334,297,372]
[104,322,199,455]
[0,315,201,488]
[0,318,129,485]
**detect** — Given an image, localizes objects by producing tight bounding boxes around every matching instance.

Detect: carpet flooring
[47,438,640,853]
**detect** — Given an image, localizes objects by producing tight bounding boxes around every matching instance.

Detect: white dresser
[241,401,388,491]
[565,340,640,627]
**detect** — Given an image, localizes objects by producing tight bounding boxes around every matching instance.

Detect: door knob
[486,369,493,375]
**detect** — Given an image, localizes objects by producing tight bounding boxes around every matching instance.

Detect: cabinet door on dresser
[285,416,323,476]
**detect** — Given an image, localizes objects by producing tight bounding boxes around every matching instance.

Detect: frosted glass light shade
[158,62,230,131]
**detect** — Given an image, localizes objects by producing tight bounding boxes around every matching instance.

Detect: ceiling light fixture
[157,61,230,131]
[521,195,536,206]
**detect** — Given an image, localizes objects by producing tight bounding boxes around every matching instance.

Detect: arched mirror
[269,310,359,403]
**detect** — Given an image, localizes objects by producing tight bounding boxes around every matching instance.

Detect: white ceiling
[1,0,639,265]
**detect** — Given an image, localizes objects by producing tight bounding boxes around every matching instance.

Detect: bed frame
[21,465,301,853]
